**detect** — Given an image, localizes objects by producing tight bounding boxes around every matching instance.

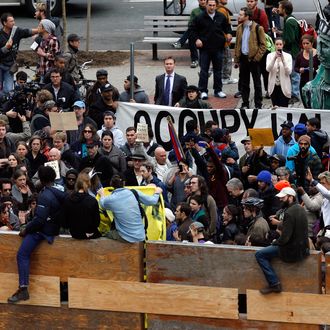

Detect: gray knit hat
[41,19,55,34]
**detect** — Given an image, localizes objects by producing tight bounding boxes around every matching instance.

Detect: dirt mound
[16,50,130,67]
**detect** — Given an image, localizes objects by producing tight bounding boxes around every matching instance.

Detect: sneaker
[8,287,29,304]
[214,91,227,98]
[172,42,182,49]
[234,91,242,98]
[201,92,208,100]
[190,61,198,68]
[259,283,282,295]
[222,78,238,85]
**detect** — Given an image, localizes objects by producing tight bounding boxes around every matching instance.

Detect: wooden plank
[146,242,322,294]
[0,233,144,282]
[68,278,238,319]
[0,304,143,330]
[325,252,330,294]
[247,289,330,325]
[148,314,320,330]
[0,273,60,307]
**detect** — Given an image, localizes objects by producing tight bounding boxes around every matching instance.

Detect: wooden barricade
[146,241,322,329]
[0,232,144,329]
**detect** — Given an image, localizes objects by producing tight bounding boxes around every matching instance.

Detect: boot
[7,286,29,303]
[259,283,282,295]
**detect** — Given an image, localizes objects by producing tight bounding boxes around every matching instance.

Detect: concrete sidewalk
[80,49,303,109]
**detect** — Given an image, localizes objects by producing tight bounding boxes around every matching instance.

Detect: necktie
[163,75,171,106]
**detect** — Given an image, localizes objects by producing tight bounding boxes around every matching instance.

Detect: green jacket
[283,15,300,58]
[189,6,205,25]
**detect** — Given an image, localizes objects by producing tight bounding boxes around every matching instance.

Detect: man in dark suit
[154,56,188,106]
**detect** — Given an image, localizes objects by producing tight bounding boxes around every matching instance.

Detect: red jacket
[253,7,269,33]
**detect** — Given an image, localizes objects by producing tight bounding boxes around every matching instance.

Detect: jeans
[17,232,53,287]
[255,245,280,287]
[198,49,223,93]
[291,58,301,98]
[222,46,232,80]
[0,65,14,94]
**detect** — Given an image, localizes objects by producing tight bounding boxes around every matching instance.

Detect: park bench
[142,15,239,60]
[0,233,328,329]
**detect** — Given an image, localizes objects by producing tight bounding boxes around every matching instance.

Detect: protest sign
[49,112,78,131]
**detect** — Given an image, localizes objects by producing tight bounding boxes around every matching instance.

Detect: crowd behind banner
[1,0,330,302]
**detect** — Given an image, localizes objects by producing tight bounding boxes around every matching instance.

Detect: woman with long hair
[221,204,241,243]
[99,130,126,174]
[294,34,320,108]
[70,123,98,159]
[11,169,32,210]
[3,152,22,179]
[63,172,101,239]
[16,141,31,173]
[266,37,292,108]
[26,136,47,178]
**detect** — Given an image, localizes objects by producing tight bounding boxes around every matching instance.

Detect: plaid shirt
[38,35,60,76]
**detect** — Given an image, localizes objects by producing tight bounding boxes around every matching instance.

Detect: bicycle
[76,60,96,100]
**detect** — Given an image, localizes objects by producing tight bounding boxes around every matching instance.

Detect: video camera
[8,83,41,115]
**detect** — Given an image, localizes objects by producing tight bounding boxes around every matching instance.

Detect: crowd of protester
[1,0,330,301]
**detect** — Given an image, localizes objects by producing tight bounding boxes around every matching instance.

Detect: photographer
[3,72,38,133]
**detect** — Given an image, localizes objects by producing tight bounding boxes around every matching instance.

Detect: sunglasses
[83,130,92,133]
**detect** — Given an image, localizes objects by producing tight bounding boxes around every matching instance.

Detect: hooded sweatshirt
[63,191,100,239]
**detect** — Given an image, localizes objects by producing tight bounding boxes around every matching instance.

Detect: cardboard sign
[136,123,149,143]
[49,112,78,131]
[45,160,60,180]
[248,128,274,147]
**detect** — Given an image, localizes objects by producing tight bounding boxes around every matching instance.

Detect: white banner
[116,102,329,154]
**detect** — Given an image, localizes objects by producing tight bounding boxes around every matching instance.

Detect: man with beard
[291,135,322,191]
[255,187,309,294]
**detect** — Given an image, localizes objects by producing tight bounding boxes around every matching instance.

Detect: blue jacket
[25,186,67,236]
[286,143,317,172]
[100,188,160,242]
[270,135,295,157]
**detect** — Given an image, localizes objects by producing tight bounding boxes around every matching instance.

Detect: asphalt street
[8,0,177,51]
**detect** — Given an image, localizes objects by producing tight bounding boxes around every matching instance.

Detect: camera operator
[3,71,38,133]
[43,68,79,111]
[290,135,322,191]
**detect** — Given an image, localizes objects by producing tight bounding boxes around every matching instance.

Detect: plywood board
[0,272,60,307]
[68,278,238,319]
[147,313,320,330]
[0,233,143,282]
[0,304,143,330]
[146,242,322,294]
[247,289,330,325]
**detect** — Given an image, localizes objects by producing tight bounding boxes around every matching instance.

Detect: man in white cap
[255,186,309,294]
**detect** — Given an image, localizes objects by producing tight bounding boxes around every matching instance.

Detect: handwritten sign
[136,123,149,143]
[49,112,78,131]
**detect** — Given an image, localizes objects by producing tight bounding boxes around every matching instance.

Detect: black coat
[63,192,100,239]
[154,73,187,106]
[44,81,79,110]
[275,202,309,263]
[190,10,231,51]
